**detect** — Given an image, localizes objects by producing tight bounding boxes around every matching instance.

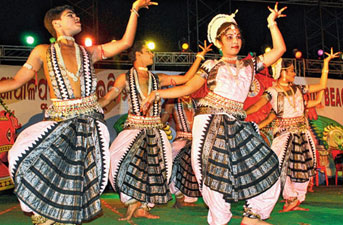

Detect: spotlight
[293,49,302,59]
[178,38,190,52]
[26,36,35,45]
[147,41,156,50]
[181,42,189,51]
[317,49,324,56]
[84,37,93,47]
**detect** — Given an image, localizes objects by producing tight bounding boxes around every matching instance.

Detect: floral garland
[0,97,14,117]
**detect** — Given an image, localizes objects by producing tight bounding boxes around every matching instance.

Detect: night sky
[0,0,338,58]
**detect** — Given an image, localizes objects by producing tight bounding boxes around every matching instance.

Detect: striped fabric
[199,114,280,203]
[12,113,108,224]
[172,139,201,197]
[115,129,172,204]
[279,132,316,184]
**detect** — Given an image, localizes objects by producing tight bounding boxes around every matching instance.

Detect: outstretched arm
[159,41,212,87]
[258,111,276,129]
[98,73,126,108]
[141,75,206,115]
[0,45,44,93]
[91,0,158,62]
[307,48,341,93]
[262,2,287,67]
[246,96,270,115]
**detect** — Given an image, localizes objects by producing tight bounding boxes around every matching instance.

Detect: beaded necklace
[54,41,81,82]
[277,83,296,109]
[133,68,152,99]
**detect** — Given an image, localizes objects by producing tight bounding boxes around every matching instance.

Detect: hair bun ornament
[207,9,238,48]
[271,58,282,80]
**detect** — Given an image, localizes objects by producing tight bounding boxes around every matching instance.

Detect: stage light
[295,51,302,59]
[264,46,271,53]
[26,36,35,45]
[147,41,156,50]
[317,49,324,56]
[84,37,93,47]
[293,49,302,59]
[21,33,39,46]
[181,42,189,51]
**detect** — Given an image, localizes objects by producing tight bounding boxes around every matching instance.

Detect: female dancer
[141,3,287,225]
[246,49,340,212]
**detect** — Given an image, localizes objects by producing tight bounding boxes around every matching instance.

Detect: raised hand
[324,47,341,62]
[133,0,158,11]
[198,40,213,57]
[267,2,287,24]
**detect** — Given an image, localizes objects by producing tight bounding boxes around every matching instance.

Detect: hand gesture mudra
[133,0,158,11]
[198,40,213,56]
[140,91,157,115]
[267,2,287,23]
[324,47,341,62]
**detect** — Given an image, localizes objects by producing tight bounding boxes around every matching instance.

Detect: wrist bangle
[322,69,329,73]
[196,54,205,61]
[154,91,160,102]
[130,8,139,17]
[267,21,277,29]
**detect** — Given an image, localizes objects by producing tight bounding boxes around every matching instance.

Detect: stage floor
[0,186,342,225]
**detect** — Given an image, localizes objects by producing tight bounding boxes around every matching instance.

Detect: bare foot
[292,206,309,211]
[133,208,160,219]
[241,217,272,225]
[279,199,300,213]
[118,201,142,221]
[173,195,197,208]
[173,198,197,208]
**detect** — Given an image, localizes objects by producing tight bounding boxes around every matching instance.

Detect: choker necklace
[221,56,238,61]
[278,82,290,87]
[57,36,75,42]
[138,67,148,71]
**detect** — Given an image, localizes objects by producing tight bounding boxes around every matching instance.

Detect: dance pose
[246,49,340,212]
[99,41,212,221]
[161,95,200,208]
[2,1,154,224]
[141,3,287,225]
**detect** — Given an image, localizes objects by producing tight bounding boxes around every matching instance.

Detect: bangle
[23,63,33,70]
[154,91,160,102]
[130,8,139,17]
[267,21,277,29]
[196,54,205,61]
[322,69,329,73]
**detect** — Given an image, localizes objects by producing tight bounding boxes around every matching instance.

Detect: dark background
[0,0,339,58]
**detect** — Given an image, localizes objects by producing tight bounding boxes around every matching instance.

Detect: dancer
[99,41,212,221]
[246,49,340,212]
[161,95,200,208]
[2,1,155,224]
[141,3,287,225]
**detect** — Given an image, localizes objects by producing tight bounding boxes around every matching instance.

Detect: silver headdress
[207,9,238,48]
[271,58,282,80]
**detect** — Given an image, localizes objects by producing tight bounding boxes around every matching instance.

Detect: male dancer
[161,96,201,208]
[2,1,155,224]
[100,40,211,221]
